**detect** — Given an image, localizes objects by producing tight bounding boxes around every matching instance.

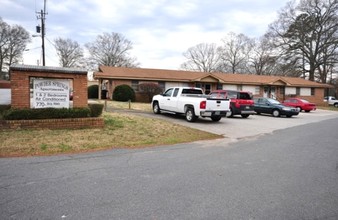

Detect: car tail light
[247,100,254,105]
[200,101,206,109]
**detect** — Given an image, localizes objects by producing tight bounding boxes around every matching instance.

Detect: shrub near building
[0,105,11,119]
[113,84,135,102]
[88,85,99,99]
[2,104,104,120]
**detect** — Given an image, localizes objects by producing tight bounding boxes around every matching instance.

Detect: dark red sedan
[283,98,316,112]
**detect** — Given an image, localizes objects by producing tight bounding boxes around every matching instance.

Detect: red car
[283,98,316,112]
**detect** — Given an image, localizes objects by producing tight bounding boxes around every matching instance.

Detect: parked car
[209,90,255,118]
[282,98,316,112]
[152,87,230,122]
[253,97,299,117]
[324,96,338,107]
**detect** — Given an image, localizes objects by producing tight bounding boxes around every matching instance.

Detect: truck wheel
[272,109,280,117]
[211,116,222,122]
[185,108,197,122]
[241,114,249,118]
[153,102,161,114]
[334,103,338,108]
[226,108,233,118]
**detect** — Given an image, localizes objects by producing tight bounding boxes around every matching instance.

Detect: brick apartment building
[94,66,332,105]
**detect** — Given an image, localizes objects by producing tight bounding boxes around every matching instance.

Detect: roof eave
[94,75,191,82]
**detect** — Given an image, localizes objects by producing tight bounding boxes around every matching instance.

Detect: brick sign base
[0,118,104,130]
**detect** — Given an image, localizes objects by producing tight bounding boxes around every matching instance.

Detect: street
[1,115,338,219]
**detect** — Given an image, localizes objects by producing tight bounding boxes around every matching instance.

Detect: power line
[44,37,59,64]
[45,37,55,47]
[35,0,47,66]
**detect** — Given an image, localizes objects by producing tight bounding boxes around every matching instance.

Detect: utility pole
[36,0,47,66]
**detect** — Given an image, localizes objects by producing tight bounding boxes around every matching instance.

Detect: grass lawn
[97,99,153,112]
[0,111,222,157]
[318,106,338,111]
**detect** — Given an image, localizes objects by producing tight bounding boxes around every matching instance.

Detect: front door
[270,87,276,99]
[196,83,212,94]
[263,87,269,98]
[204,84,211,94]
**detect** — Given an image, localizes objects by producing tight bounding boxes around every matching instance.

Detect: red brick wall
[0,117,104,130]
[73,74,88,107]
[296,88,326,106]
[11,70,30,108]
[11,70,88,108]
[135,93,152,103]
[112,80,131,87]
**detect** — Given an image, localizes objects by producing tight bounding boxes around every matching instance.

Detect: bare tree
[54,37,84,68]
[0,18,9,72]
[85,32,139,68]
[248,36,279,75]
[0,17,30,73]
[218,32,254,73]
[180,43,221,72]
[268,0,338,82]
[247,35,300,77]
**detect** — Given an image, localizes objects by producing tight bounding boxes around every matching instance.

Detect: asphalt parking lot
[130,109,338,142]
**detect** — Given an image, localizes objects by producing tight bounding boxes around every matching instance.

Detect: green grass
[0,112,222,157]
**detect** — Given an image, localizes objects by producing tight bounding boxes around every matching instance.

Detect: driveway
[114,108,338,141]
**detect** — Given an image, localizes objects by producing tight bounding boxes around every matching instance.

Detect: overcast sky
[1,0,292,70]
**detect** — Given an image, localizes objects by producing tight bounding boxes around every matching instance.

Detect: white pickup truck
[151,87,230,122]
[324,96,338,107]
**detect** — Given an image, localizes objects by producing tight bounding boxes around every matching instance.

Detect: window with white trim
[255,86,260,95]
[131,80,139,91]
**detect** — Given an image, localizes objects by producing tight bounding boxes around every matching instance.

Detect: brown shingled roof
[96,66,202,82]
[94,66,331,88]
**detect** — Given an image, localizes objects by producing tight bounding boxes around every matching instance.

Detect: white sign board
[0,89,11,104]
[33,79,70,108]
